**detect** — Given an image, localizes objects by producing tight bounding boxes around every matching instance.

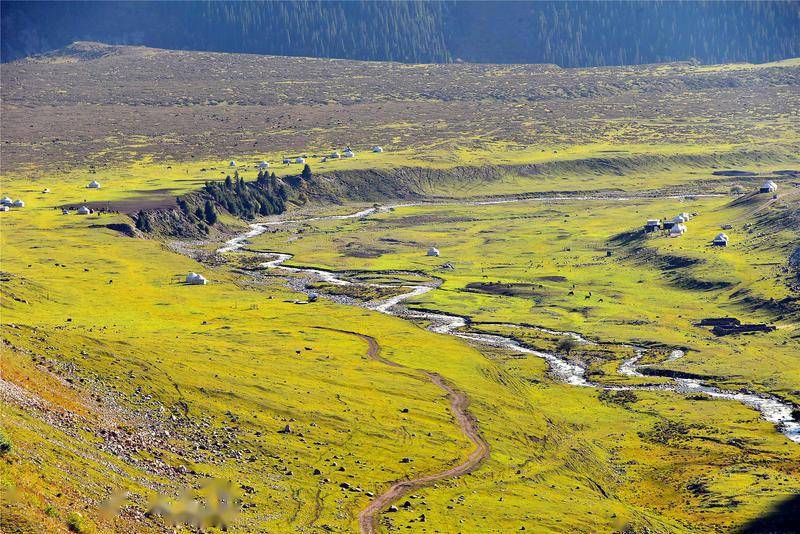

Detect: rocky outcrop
[790,247,800,270]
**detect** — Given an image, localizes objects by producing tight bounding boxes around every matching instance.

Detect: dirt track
[314,327,489,534]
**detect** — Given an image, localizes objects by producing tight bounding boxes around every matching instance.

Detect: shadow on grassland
[738,494,800,534]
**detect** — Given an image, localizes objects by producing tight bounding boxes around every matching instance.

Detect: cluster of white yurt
[186,272,208,285]
[2,196,25,210]
[661,212,692,237]
[674,212,692,224]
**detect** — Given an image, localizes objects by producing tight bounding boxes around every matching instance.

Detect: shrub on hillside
[65,511,87,533]
[599,389,638,405]
[0,431,11,456]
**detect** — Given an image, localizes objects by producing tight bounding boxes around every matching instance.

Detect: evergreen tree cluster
[133,169,299,235]
[202,169,289,220]
[3,1,798,67]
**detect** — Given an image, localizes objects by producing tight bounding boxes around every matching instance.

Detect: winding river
[217,197,800,444]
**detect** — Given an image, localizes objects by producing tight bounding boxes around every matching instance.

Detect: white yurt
[343,149,355,158]
[712,233,729,246]
[759,180,778,193]
[87,180,100,189]
[295,157,306,164]
[427,247,440,257]
[77,206,91,215]
[12,200,25,208]
[1,196,13,205]
[258,161,270,170]
[673,214,688,224]
[669,223,687,237]
[330,151,341,159]
[644,219,662,232]
[372,146,383,153]
[186,272,208,285]
[229,160,237,167]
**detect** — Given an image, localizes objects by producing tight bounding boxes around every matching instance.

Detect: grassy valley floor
[2,152,799,533]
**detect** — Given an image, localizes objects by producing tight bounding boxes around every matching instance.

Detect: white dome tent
[330,151,341,159]
[644,219,662,232]
[229,160,237,167]
[372,146,383,153]
[1,196,13,205]
[185,272,208,285]
[258,161,270,170]
[343,149,355,158]
[295,157,306,164]
[87,180,100,189]
[759,180,778,193]
[12,200,24,208]
[77,206,91,215]
[712,233,729,247]
[427,247,440,257]
[669,223,687,237]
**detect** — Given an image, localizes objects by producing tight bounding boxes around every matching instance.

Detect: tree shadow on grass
[738,494,800,534]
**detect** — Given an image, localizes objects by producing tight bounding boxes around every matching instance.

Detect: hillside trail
[314,327,489,534]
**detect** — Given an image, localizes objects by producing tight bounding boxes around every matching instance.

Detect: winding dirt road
[315,327,490,534]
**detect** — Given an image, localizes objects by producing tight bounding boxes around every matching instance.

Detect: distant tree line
[3,1,798,66]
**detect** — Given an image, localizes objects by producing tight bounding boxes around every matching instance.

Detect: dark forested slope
[2,0,798,66]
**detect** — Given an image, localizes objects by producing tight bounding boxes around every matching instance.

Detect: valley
[1,43,799,533]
